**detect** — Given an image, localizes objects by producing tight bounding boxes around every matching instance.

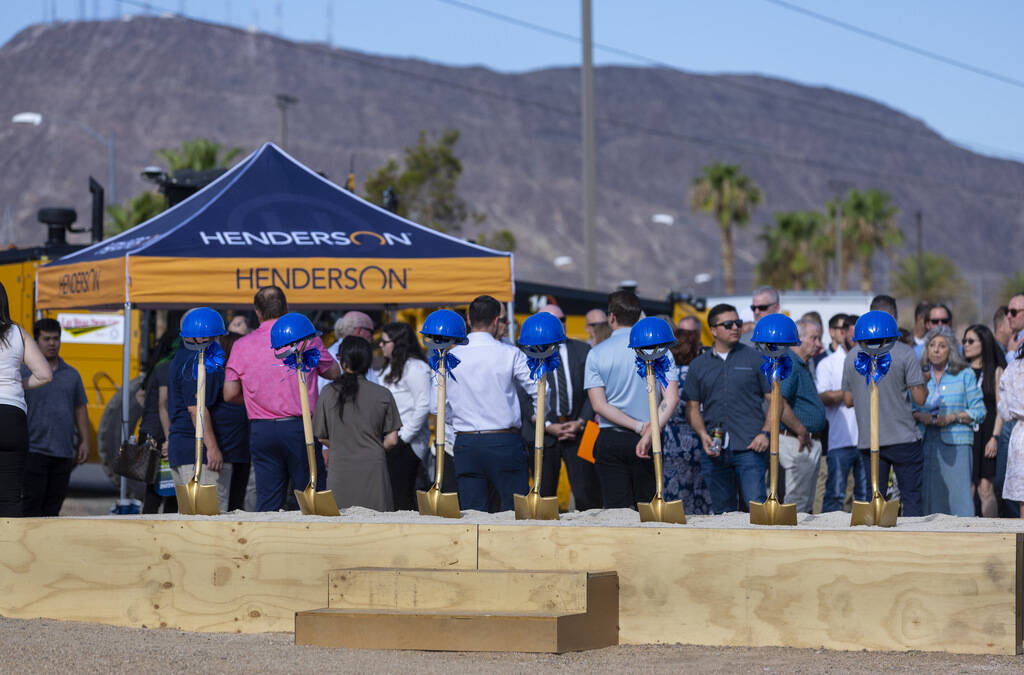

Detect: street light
[12,111,117,205]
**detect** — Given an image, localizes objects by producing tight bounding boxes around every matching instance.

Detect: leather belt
[781,428,823,441]
[455,428,519,436]
[254,416,302,422]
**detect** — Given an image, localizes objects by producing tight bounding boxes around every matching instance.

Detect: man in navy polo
[684,304,808,513]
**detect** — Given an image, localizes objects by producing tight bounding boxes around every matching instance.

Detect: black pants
[387,440,422,511]
[142,483,178,514]
[22,452,75,516]
[228,461,251,511]
[0,404,29,517]
[538,438,603,511]
[593,428,654,509]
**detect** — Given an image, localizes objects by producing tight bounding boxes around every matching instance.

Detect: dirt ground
[1,616,1020,674]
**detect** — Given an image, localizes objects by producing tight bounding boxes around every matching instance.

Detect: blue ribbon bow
[760,354,793,383]
[282,347,321,375]
[428,348,460,382]
[635,354,672,389]
[527,351,561,381]
[183,341,226,381]
[854,351,891,386]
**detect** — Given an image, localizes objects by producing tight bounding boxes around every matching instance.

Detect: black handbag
[113,436,160,484]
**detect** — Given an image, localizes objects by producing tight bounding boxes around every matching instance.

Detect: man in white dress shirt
[318,311,376,392]
[443,295,537,512]
[815,313,866,511]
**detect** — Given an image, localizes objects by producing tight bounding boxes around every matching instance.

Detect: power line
[761,0,1024,90]
[82,5,1024,202]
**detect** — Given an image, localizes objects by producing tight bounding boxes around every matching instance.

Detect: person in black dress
[962,324,1006,517]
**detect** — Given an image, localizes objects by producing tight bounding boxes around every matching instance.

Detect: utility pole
[916,210,924,302]
[834,198,842,292]
[581,0,596,290]
[276,93,298,150]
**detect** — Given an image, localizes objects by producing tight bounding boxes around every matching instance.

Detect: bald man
[584,308,608,346]
[524,304,602,510]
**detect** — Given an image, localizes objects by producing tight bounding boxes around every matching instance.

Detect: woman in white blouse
[376,322,432,510]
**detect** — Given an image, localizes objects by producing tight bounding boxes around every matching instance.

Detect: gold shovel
[175,347,220,515]
[850,381,900,527]
[749,379,797,526]
[293,364,340,516]
[638,361,686,524]
[417,352,461,518]
[514,375,560,520]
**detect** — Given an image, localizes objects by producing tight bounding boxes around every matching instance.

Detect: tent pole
[118,301,132,512]
[506,301,516,343]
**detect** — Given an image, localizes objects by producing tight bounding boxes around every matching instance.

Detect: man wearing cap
[841,295,928,516]
[584,290,679,509]
[319,311,377,392]
[223,286,340,511]
[441,295,536,512]
[529,304,601,510]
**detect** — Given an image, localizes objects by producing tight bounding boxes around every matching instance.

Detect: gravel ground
[1,617,1020,673]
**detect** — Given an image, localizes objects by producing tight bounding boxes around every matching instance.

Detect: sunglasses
[712,320,743,330]
[962,337,978,345]
[379,338,393,345]
[1009,308,1024,318]
[929,317,950,325]
[498,316,509,325]
[750,304,775,312]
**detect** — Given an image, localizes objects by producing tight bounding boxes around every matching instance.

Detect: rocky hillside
[2,16,1022,298]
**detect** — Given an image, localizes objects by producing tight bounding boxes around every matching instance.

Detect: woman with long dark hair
[962,324,1006,517]
[0,282,53,516]
[660,328,712,514]
[313,336,401,511]
[375,321,432,510]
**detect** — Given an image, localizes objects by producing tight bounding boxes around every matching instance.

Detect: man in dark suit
[518,305,601,510]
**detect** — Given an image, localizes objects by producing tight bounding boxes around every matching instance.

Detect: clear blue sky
[5,0,1024,160]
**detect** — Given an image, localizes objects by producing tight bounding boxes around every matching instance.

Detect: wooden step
[295,568,618,653]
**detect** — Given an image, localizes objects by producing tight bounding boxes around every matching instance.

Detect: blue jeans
[921,429,973,517]
[453,432,529,512]
[859,440,923,517]
[698,448,767,514]
[250,419,326,512]
[823,446,868,512]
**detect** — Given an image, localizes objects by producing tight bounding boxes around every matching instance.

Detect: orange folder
[577,420,600,464]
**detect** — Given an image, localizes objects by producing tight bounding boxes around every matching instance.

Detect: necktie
[555,354,570,418]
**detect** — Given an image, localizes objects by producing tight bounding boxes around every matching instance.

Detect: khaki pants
[170,464,226,511]
[778,435,822,513]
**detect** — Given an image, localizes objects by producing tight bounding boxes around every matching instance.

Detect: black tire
[97,375,145,497]
[37,207,77,226]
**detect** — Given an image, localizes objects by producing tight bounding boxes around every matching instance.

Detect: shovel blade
[513,491,560,521]
[174,480,219,516]
[416,485,461,519]
[749,496,797,526]
[294,485,340,516]
[850,495,900,527]
[638,497,687,524]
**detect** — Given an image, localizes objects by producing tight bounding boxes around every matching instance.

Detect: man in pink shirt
[223,286,340,511]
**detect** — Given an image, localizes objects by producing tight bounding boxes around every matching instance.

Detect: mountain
[2,16,1022,302]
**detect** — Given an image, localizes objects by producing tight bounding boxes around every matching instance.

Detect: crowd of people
[2,277,1024,521]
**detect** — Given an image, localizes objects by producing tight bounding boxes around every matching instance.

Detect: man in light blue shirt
[584,290,678,509]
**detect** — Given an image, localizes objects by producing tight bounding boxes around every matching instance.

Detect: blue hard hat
[853,310,900,343]
[518,311,566,348]
[271,312,319,350]
[420,309,468,345]
[752,313,799,346]
[628,317,677,349]
[180,307,226,339]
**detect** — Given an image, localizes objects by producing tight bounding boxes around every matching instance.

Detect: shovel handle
[533,377,546,494]
[297,367,317,487]
[434,352,448,487]
[869,381,880,497]
[767,378,781,498]
[192,349,206,483]
[645,366,665,500]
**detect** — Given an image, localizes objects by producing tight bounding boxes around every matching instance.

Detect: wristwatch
[760,430,770,439]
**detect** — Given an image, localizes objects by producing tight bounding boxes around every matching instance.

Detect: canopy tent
[36,142,513,310]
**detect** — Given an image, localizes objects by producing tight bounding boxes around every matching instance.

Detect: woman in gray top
[313,336,401,511]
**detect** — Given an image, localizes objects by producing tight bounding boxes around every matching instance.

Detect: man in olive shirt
[684,304,808,513]
[841,295,928,516]
[778,318,827,513]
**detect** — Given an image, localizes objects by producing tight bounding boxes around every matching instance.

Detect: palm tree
[755,210,830,290]
[1000,270,1024,303]
[105,192,165,236]
[842,188,903,293]
[891,252,967,302]
[156,138,244,172]
[690,163,762,295]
